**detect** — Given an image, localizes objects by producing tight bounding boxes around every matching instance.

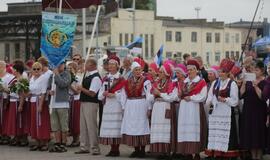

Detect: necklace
[158,79,167,90]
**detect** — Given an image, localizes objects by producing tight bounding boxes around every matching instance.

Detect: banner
[40,12,77,68]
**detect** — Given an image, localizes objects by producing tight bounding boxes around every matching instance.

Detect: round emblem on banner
[46,29,68,48]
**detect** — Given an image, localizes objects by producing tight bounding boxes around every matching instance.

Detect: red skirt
[22,101,31,135]
[1,99,9,135]
[6,101,18,136]
[69,100,80,136]
[30,101,51,140]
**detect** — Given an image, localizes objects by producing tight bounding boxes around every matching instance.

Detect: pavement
[1,144,270,160]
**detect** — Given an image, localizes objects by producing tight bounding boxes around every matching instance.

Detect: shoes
[106,151,120,157]
[137,150,146,158]
[74,150,90,154]
[67,141,80,147]
[129,151,139,158]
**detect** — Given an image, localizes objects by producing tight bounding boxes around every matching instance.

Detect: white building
[88,9,242,65]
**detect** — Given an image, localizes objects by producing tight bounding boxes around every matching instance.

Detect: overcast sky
[0,0,269,23]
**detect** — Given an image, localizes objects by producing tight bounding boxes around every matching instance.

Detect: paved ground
[1,144,270,160]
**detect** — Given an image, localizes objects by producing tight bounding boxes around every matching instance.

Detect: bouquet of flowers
[70,72,78,83]
[9,78,29,94]
[0,78,4,92]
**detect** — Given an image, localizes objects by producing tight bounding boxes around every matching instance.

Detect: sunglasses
[73,58,80,61]
[33,68,41,71]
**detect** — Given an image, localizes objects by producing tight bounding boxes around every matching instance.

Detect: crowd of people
[0,52,270,160]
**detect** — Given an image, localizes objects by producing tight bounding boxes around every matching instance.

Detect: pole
[132,0,135,38]
[59,0,63,14]
[85,5,101,61]
[82,8,86,57]
[96,18,99,60]
[239,0,261,64]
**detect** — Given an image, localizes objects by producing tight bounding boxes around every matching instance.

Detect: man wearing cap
[75,58,102,155]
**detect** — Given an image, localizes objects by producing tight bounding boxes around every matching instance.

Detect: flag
[40,12,77,68]
[42,0,102,10]
[126,37,143,56]
[154,45,163,67]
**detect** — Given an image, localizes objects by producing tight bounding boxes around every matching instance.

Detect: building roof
[163,19,225,29]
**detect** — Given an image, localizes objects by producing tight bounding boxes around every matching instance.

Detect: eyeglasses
[73,58,80,61]
[33,68,41,71]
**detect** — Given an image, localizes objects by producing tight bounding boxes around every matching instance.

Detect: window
[215,33,220,43]
[145,34,149,58]
[119,33,123,46]
[15,43,20,59]
[231,51,234,58]
[236,51,240,60]
[176,52,182,61]
[215,52,221,62]
[225,51,230,58]
[151,34,154,57]
[191,32,197,42]
[166,52,172,58]
[5,43,10,62]
[235,33,240,43]
[225,33,230,43]
[166,31,172,42]
[108,36,111,45]
[191,52,197,57]
[125,33,129,45]
[130,34,134,42]
[175,32,182,42]
[206,52,210,64]
[206,33,212,43]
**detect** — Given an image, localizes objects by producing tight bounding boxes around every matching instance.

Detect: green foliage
[123,0,155,10]
[9,78,29,94]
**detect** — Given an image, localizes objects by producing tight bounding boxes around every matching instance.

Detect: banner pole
[59,0,63,14]
[85,5,101,61]
[82,8,86,58]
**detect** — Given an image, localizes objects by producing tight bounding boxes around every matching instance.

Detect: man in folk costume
[147,63,178,158]
[75,58,101,155]
[0,61,16,145]
[205,58,239,160]
[121,61,151,158]
[177,59,208,160]
[98,55,126,157]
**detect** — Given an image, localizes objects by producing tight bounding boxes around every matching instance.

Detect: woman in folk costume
[147,63,178,158]
[98,55,126,157]
[121,61,151,158]
[177,59,208,160]
[67,62,81,147]
[240,60,267,160]
[148,62,159,83]
[28,62,51,151]
[6,61,26,146]
[264,63,270,152]
[205,59,239,160]
[171,64,187,155]
[0,61,15,145]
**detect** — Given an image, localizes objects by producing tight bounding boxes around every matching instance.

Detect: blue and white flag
[154,45,163,67]
[40,12,77,68]
[126,37,143,55]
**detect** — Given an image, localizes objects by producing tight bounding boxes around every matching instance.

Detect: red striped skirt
[99,137,121,145]
[150,143,171,153]
[205,149,240,158]
[69,100,80,136]
[0,99,7,135]
[22,101,31,135]
[6,101,18,136]
[122,134,150,147]
[30,101,51,140]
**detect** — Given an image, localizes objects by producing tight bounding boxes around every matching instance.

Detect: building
[90,9,242,65]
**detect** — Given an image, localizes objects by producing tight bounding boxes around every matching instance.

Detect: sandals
[49,144,67,153]
[39,145,48,151]
[67,141,80,147]
[29,145,39,151]
[18,141,29,147]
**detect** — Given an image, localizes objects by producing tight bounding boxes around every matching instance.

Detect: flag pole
[50,0,64,112]
[86,5,101,61]
[82,8,86,57]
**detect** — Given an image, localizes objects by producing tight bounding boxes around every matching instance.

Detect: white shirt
[85,70,102,94]
[69,75,81,100]
[29,76,47,102]
[1,73,15,99]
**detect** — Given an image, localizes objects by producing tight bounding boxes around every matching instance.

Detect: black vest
[80,72,101,103]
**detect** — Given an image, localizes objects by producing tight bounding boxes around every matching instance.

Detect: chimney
[263,18,268,23]
[212,18,216,22]
[240,18,243,22]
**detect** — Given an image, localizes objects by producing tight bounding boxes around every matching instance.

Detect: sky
[0,0,269,23]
